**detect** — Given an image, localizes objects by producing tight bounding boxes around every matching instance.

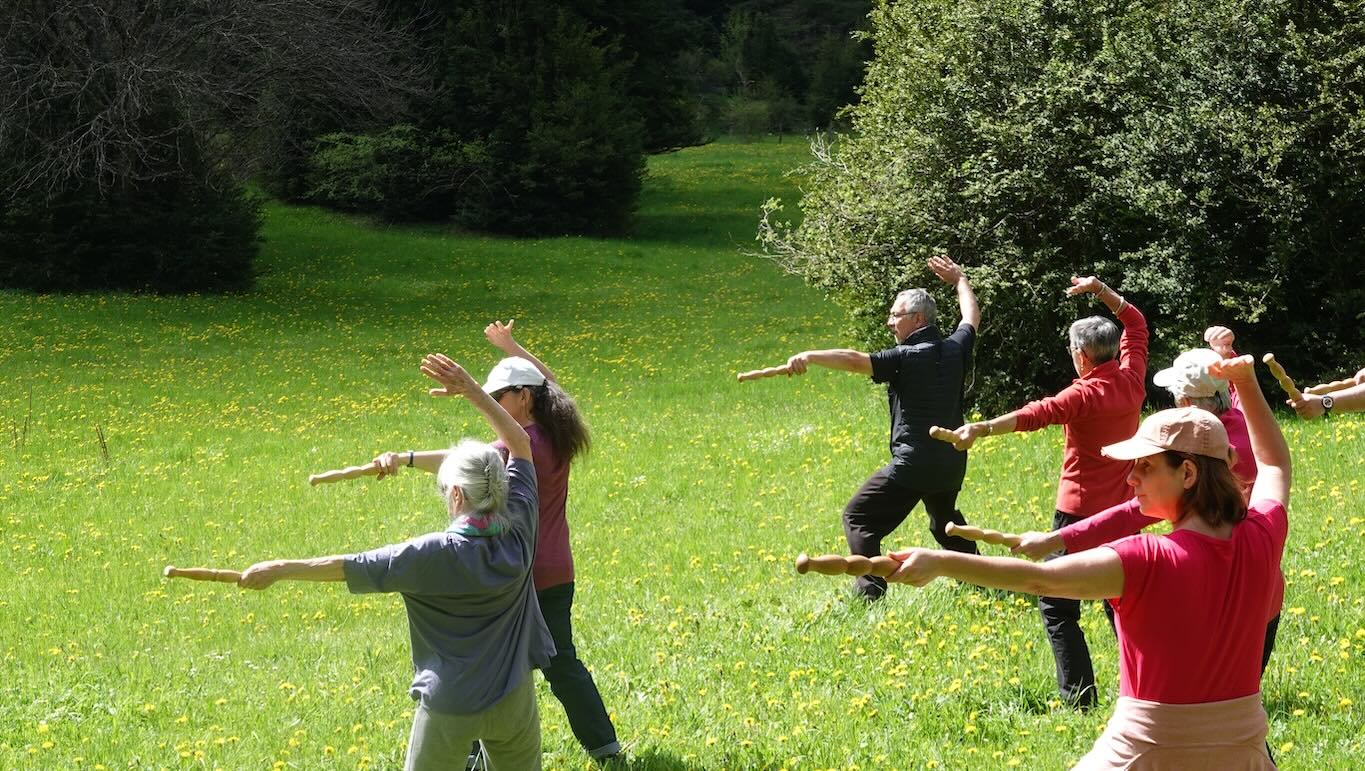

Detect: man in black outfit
[782,255,982,600]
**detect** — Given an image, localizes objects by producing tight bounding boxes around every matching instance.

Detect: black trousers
[843,464,978,600]
[1038,510,1116,709]
[537,582,620,758]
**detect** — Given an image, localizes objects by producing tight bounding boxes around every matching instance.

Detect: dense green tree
[762,0,1365,411]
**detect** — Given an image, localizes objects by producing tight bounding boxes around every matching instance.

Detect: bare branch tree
[0,0,427,198]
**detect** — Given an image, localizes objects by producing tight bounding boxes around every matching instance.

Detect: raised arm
[785,348,873,376]
[1204,325,1242,408]
[928,255,979,329]
[421,353,532,461]
[887,546,1124,601]
[1210,356,1290,506]
[485,319,556,382]
[1066,274,1127,316]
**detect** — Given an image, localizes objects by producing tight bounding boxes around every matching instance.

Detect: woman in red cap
[888,353,1288,770]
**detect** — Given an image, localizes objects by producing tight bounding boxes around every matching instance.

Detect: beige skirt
[1072,693,1275,771]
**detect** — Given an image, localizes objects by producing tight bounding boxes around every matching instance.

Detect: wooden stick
[1306,378,1357,396]
[794,553,902,577]
[163,565,242,584]
[737,364,791,382]
[1262,353,1302,401]
[945,522,1021,548]
[308,461,381,486]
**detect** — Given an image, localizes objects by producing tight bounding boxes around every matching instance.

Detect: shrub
[303,125,487,222]
[0,169,260,293]
[761,0,1365,412]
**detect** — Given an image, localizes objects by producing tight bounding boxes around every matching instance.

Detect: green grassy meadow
[2,139,1363,770]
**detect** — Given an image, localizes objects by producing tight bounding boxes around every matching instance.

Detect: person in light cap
[886,354,1290,770]
[371,322,622,765]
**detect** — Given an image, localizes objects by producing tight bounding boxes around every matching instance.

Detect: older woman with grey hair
[932,274,1148,710]
[237,354,554,771]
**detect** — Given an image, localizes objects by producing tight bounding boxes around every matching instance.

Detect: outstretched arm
[785,349,873,376]
[371,450,448,478]
[238,556,346,589]
[1210,356,1290,506]
[422,353,532,461]
[929,413,1019,452]
[1288,381,1365,419]
[887,546,1124,600]
[928,255,979,329]
[485,319,556,382]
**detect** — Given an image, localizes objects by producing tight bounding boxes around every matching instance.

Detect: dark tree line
[2,0,874,292]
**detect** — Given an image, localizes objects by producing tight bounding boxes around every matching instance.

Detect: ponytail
[527,381,591,464]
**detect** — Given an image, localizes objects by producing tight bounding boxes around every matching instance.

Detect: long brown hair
[527,381,591,464]
[1161,451,1246,528]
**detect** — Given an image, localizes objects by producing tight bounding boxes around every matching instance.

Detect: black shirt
[869,322,975,491]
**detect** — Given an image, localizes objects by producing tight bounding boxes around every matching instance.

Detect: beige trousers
[1073,693,1275,771]
[404,675,541,771]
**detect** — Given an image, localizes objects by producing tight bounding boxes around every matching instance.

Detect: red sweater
[1012,303,1149,517]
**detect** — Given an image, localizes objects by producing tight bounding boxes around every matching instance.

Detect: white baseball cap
[1153,348,1227,400]
[483,356,546,394]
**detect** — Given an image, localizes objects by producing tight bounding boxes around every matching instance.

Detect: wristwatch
[1321,394,1335,416]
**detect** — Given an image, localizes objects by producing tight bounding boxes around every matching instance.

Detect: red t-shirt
[1104,499,1287,703]
[1012,303,1149,517]
[495,423,574,591]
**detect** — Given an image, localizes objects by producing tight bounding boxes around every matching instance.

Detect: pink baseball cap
[1101,407,1230,461]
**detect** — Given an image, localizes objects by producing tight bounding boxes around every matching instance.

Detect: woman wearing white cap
[887,354,1288,770]
[373,321,621,764]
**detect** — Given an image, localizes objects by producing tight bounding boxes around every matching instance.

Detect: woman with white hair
[890,354,1288,769]
[238,354,554,771]
[373,322,620,764]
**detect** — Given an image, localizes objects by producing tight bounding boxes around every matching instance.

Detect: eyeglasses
[490,386,523,400]
[888,310,916,320]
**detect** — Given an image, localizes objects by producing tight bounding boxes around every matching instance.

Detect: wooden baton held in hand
[737,365,792,382]
[1306,379,1357,396]
[163,565,242,583]
[945,522,1022,548]
[308,461,381,486]
[795,553,902,577]
[1262,354,1302,400]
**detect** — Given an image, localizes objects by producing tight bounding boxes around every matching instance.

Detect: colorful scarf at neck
[448,514,504,537]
